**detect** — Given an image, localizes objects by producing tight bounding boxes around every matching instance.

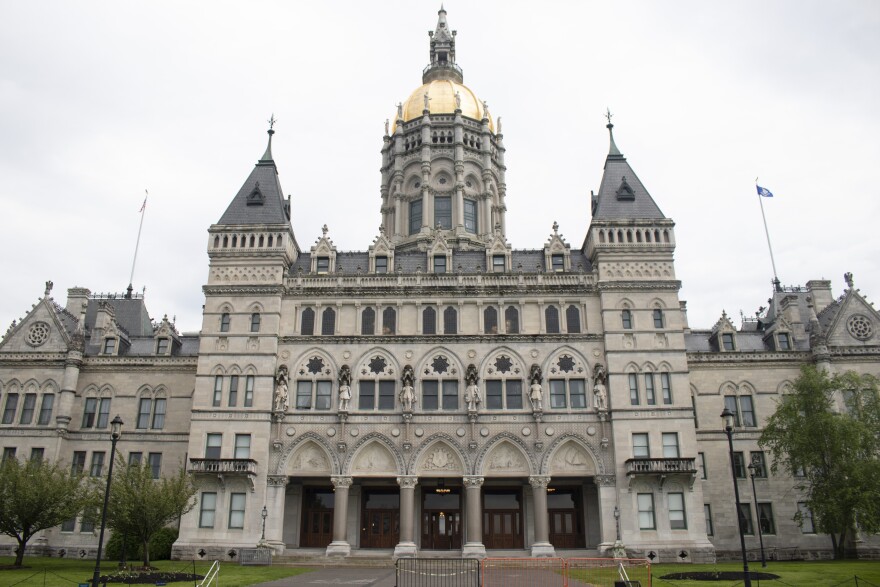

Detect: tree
[759,365,880,558]
[105,458,197,567]
[0,457,91,567]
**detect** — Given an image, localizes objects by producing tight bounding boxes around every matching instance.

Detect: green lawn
[0,556,311,586]
[646,560,880,586]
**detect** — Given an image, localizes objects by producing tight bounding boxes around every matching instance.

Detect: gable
[825,292,880,347]
[0,300,72,353]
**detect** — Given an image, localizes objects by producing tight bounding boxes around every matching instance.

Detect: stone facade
[1,7,878,564]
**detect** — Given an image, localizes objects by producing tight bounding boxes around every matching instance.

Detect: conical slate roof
[217,130,290,226]
[591,123,665,220]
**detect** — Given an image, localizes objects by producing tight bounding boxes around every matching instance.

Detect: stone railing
[188,458,257,476]
[624,457,696,476]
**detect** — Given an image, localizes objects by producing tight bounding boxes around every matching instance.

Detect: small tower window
[777,333,791,350]
[492,255,505,273]
[409,199,423,235]
[103,338,116,355]
[316,257,330,274]
[722,333,736,351]
[422,307,437,335]
[433,255,447,274]
[382,307,396,335]
[551,254,565,272]
[375,256,388,274]
[220,313,231,332]
[321,308,336,335]
[250,312,261,333]
[505,306,520,334]
[443,307,457,335]
[156,338,169,355]
[464,199,477,233]
[622,309,633,329]
[566,305,581,333]
[434,196,452,229]
[545,306,560,334]
[653,309,665,329]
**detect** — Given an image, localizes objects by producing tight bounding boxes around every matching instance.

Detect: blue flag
[756,185,774,198]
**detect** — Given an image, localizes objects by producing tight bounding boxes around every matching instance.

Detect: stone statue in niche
[274,365,289,412]
[400,364,416,412]
[529,364,543,411]
[465,363,481,412]
[338,364,352,412]
[593,362,608,411]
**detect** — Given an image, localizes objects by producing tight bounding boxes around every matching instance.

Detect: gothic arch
[650,298,667,309]
[40,379,59,393]
[719,381,738,395]
[408,433,470,476]
[478,346,528,378]
[344,433,405,477]
[642,361,658,373]
[242,364,257,375]
[1,378,21,393]
[777,380,794,394]
[540,434,605,476]
[247,301,265,313]
[414,346,465,379]
[276,432,341,476]
[209,364,227,376]
[219,302,234,313]
[624,362,641,374]
[353,347,401,379]
[21,378,42,395]
[476,432,536,477]
[289,348,338,380]
[228,364,243,375]
[541,345,591,378]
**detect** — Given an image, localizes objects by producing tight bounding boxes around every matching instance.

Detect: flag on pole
[139,190,148,212]
[756,185,774,198]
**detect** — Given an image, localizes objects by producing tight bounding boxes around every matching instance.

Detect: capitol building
[1,7,878,564]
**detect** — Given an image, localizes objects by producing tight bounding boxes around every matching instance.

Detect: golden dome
[396,79,494,132]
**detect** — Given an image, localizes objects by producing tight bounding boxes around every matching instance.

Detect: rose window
[26,322,50,347]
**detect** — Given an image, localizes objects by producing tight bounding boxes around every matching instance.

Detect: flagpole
[127,190,148,298]
[755,179,780,290]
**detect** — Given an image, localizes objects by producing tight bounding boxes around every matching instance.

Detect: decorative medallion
[25,322,50,347]
[391,428,401,437]
[522,427,532,437]
[406,350,414,359]
[342,350,351,359]
[480,427,490,437]
[280,350,290,360]
[414,428,425,437]
[586,425,597,436]
[557,355,576,373]
[545,427,555,436]
[350,428,359,437]
[494,355,513,374]
[369,356,387,374]
[306,356,325,374]
[592,349,601,357]
[327,428,336,437]
[467,349,477,359]
[530,349,539,358]
[456,427,466,437]
[285,427,296,436]
[847,314,873,340]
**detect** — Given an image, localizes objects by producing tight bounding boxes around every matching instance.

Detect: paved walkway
[254,567,398,587]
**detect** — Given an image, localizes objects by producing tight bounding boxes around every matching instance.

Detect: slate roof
[290,249,592,275]
[84,297,153,337]
[217,140,290,226]
[591,127,665,221]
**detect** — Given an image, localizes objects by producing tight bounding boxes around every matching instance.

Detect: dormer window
[246,182,264,206]
[102,338,116,355]
[551,254,564,272]
[156,338,169,355]
[433,255,447,274]
[316,257,330,274]
[375,256,388,274]
[492,255,505,273]
[616,177,635,201]
[777,333,791,350]
[722,333,736,351]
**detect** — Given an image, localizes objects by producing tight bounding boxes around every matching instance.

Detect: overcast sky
[1,0,878,335]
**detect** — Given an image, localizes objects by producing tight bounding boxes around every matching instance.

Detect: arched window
[37,393,55,426]
[321,308,336,335]
[547,353,588,410]
[422,354,458,411]
[484,307,498,334]
[409,199,422,235]
[505,306,520,334]
[295,355,333,411]
[566,305,581,333]
[213,236,219,248]
[484,354,524,410]
[361,307,375,335]
[443,307,457,334]
[250,312,261,333]
[300,308,315,335]
[357,354,396,411]
[545,306,560,334]
[220,313,230,333]
[423,307,437,335]
[621,309,633,329]
[382,307,396,335]
[653,308,665,329]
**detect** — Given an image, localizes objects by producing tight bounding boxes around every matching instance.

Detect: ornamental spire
[260,114,277,162]
[424,5,462,83]
[605,108,621,157]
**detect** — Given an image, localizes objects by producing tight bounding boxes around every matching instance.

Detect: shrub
[105,531,140,562]
[147,527,179,561]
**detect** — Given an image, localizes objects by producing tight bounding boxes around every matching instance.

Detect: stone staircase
[271,547,604,567]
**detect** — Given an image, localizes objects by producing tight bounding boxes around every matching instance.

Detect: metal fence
[239,547,272,566]
[566,557,651,587]
[396,558,480,587]
[481,557,568,587]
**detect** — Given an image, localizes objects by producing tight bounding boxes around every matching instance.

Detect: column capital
[267,475,289,487]
[397,475,419,489]
[594,474,616,487]
[529,475,552,489]
[462,476,484,488]
[331,476,353,489]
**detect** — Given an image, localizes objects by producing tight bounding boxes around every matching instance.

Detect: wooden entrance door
[300,487,334,547]
[482,489,523,549]
[548,488,585,549]
[422,489,462,549]
[360,490,400,548]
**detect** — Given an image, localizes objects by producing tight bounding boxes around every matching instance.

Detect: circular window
[26,322,50,347]
[438,177,447,185]
[847,315,873,340]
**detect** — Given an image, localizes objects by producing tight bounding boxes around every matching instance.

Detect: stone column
[264,475,289,552]
[394,476,419,558]
[326,476,353,557]
[462,476,486,558]
[529,475,555,557]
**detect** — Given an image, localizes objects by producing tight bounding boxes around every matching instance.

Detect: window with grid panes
[733,452,746,478]
[361,307,375,334]
[375,256,388,273]
[358,380,395,410]
[777,332,791,350]
[662,433,680,458]
[30,447,44,462]
[492,254,505,273]
[738,503,754,535]
[71,451,86,475]
[148,453,162,479]
[661,373,672,404]
[228,375,239,407]
[638,493,655,529]
[205,433,222,459]
[653,308,664,328]
[228,493,246,529]
[632,433,649,458]
[103,338,116,354]
[296,380,332,410]
[464,199,477,233]
[90,451,105,477]
[750,451,767,478]
[484,306,498,334]
[551,254,564,272]
[137,398,152,429]
[434,195,452,229]
[628,374,639,405]
[433,255,447,274]
[669,493,686,529]
[422,380,458,410]
[698,452,707,479]
[505,306,519,333]
[234,434,251,459]
[798,503,815,533]
[704,504,714,535]
[37,394,54,425]
[382,307,396,334]
[250,312,261,332]
[244,375,254,407]
[220,313,230,332]
[422,307,436,334]
[758,503,775,534]
[722,332,735,350]
[199,492,217,528]
[548,379,586,409]
[213,376,223,407]
[321,308,336,335]
[645,374,656,405]
[156,338,169,354]
[409,199,422,235]
[485,380,523,410]
[1,393,17,424]
[129,452,143,465]
[621,309,633,329]
[316,257,330,274]
[19,393,36,424]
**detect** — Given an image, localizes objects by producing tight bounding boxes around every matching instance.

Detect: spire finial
[261,114,276,161]
[605,108,621,157]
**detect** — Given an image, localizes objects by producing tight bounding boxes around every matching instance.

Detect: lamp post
[92,415,123,587]
[613,506,621,542]
[261,505,268,542]
[747,462,767,568]
[721,408,752,587]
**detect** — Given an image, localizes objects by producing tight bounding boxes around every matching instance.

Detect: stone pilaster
[462,476,486,558]
[529,475,555,557]
[394,475,419,558]
[326,476,353,557]
[263,475,289,552]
